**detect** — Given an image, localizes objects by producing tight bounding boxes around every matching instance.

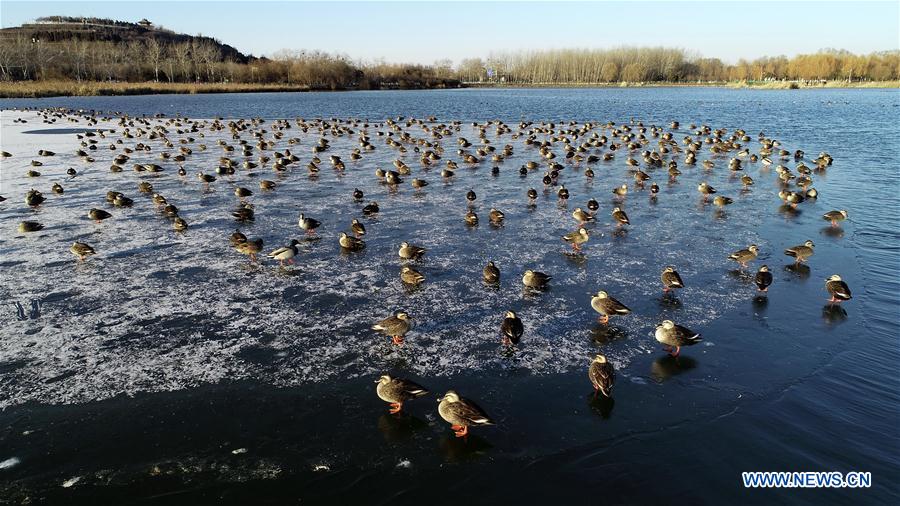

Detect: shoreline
[1,79,897,99]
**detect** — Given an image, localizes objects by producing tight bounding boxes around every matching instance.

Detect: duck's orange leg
[389,402,402,414]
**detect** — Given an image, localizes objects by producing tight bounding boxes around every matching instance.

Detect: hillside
[0,16,251,64]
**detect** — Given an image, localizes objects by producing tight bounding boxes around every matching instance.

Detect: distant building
[138,18,152,28]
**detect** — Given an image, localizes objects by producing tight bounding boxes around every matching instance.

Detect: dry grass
[0,80,315,98]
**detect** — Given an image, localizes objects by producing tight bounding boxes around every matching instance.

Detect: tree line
[469,47,899,83]
[0,33,896,88]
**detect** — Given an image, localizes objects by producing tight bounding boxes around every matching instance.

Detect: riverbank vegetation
[0,17,897,97]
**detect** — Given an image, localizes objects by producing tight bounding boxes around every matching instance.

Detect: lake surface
[1,88,898,504]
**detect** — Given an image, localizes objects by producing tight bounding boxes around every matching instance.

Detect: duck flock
[2,108,853,437]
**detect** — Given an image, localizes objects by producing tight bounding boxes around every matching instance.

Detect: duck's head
[826,274,843,282]
[759,265,769,273]
[396,311,410,320]
[749,244,759,254]
[664,266,675,273]
[593,354,607,364]
[290,239,301,246]
[375,374,392,384]
[804,240,815,248]
[505,310,517,319]
[595,290,608,299]
[439,391,460,403]
[579,228,588,235]
[524,269,534,276]
[839,210,848,218]
[400,241,409,248]
[658,320,675,330]
[612,207,621,212]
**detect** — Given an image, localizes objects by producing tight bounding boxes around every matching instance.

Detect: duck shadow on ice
[377,413,429,443]
[783,262,811,280]
[822,304,849,326]
[587,392,616,420]
[650,355,698,382]
[439,433,493,462]
[819,226,845,239]
[589,324,629,344]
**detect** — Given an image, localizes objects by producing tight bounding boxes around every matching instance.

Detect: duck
[483,261,500,283]
[784,240,815,264]
[785,191,805,208]
[465,209,479,226]
[232,204,254,222]
[713,196,734,207]
[572,207,593,224]
[527,188,538,200]
[52,183,64,194]
[741,175,754,187]
[113,194,133,207]
[754,265,773,292]
[229,230,247,246]
[489,208,505,225]
[268,239,300,266]
[557,185,569,200]
[235,238,264,262]
[586,198,599,212]
[375,375,429,414]
[25,189,45,206]
[611,207,629,226]
[655,320,702,356]
[88,208,112,223]
[138,181,153,193]
[353,188,364,200]
[825,274,852,303]
[234,187,253,198]
[588,354,615,398]
[728,244,759,268]
[661,266,684,293]
[70,241,96,261]
[399,241,426,260]
[500,310,524,345]
[18,221,44,233]
[697,182,716,199]
[612,184,628,197]
[822,210,848,227]
[411,178,429,189]
[339,232,365,251]
[259,180,276,190]
[522,269,551,289]
[298,214,321,235]
[197,172,216,184]
[400,266,425,285]
[591,290,631,324]
[362,201,380,215]
[437,391,494,438]
[351,218,366,237]
[562,227,589,251]
[466,189,477,202]
[173,217,188,232]
[372,311,411,345]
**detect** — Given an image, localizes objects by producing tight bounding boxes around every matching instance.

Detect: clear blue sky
[2,1,898,64]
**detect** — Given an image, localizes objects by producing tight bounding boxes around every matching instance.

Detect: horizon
[1,1,898,66]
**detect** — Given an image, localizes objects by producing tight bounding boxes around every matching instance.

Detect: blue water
[1,88,898,504]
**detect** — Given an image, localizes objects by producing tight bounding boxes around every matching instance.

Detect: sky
[1,1,898,64]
